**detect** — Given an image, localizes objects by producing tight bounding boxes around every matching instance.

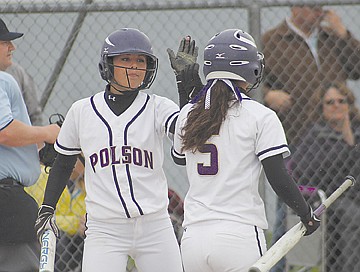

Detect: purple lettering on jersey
[198,143,218,175]
[144,150,153,169]
[90,153,98,173]
[133,148,142,166]
[122,146,131,164]
[99,148,110,167]
[89,145,154,173]
[110,146,120,164]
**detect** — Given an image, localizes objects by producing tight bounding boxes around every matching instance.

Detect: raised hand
[167,36,199,75]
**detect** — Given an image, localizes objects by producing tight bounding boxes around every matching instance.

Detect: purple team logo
[89,145,153,173]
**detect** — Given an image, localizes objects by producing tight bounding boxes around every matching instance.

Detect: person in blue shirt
[0,18,59,272]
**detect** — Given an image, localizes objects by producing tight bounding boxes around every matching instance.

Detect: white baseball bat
[39,229,57,272]
[249,175,356,272]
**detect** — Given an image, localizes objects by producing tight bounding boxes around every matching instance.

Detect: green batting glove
[167,35,199,75]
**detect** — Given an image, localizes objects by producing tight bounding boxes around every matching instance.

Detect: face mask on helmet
[98,28,158,91]
[203,29,265,91]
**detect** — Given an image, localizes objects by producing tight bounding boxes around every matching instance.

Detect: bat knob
[345,175,356,186]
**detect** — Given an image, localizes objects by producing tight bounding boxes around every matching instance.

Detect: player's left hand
[300,206,321,236]
[35,205,60,241]
[167,36,198,75]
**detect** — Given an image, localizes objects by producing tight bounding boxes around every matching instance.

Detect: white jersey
[173,94,290,229]
[55,91,179,221]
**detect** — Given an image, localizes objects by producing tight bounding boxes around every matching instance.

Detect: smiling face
[110,53,147,93]
[0,40,15,71]
[322,87,349,125]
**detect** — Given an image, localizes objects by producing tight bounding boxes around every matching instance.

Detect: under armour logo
[215,53,225,59]
[108,94,116,101]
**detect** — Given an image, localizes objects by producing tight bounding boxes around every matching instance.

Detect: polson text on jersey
[89,145,153,172]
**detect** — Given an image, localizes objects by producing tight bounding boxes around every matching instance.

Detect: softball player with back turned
[171,29,320,272]
[34,28,183,272]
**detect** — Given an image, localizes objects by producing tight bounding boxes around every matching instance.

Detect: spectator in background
[262,4,360,148]
[0,18,60,272]
[6,62,43,125]
[261,6,360,270]
[26,157,86,272]
[290,81,360,272]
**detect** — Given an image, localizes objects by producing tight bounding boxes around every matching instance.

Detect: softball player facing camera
[172,29,320,272]
[35,28,183,272]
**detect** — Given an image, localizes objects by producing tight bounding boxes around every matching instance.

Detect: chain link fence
[2,0,360,271]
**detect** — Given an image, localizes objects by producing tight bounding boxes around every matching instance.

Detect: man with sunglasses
[262,4,360,148]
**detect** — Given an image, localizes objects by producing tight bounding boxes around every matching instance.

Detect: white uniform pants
[181,220,267,272]
[82,210,183,272]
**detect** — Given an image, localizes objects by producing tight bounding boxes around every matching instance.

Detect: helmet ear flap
[248,52,265,90]
[99,55,113,82]
[256,52,265,81]
[99,62,107,81]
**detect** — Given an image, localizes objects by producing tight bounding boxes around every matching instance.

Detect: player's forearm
[0,119,52,147]
[177,76,189,109]
[262,154,309,217]
[43,154,77,208]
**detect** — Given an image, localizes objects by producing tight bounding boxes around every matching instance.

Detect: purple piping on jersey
[90,95,131,218]
[165,111,179,135]
[254,226,264,257]
[172,148,184,158]
[55,139,82,152]
[122,94,152,216]
[256,144,288,158]
[171,147,186,166]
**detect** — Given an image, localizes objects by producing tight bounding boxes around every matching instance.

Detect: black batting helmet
[98,28,158,90]
[203,29,264,90]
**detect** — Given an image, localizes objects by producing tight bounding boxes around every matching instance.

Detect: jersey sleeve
[0,74,24,129]
[171,104,191,165]
[0,85,13,130]
[255,109,290,161]
[55,102,82,155]
[153,95,179,138]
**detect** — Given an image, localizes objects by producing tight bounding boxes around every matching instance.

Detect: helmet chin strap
[109,81,142,94]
